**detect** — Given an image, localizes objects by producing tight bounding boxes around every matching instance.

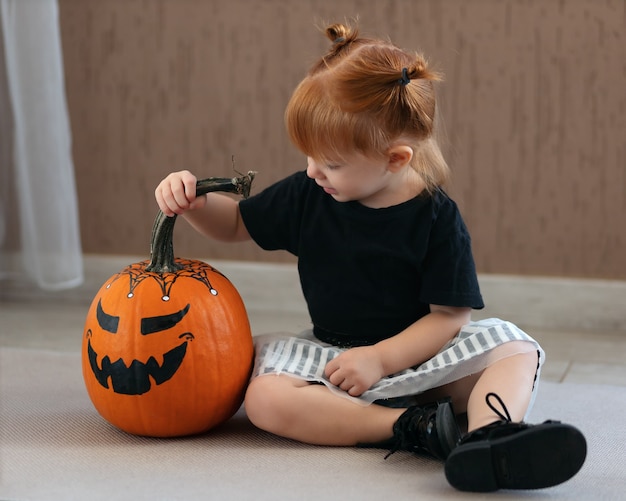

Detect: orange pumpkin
[82,173,256,437]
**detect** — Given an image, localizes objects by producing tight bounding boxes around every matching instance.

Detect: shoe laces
[485,392,512,422]
[458,393,519,445]
[384,405,432,459]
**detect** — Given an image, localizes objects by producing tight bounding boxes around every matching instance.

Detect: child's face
[306,151,397,207]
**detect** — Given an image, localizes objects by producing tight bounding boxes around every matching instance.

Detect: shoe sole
[444,422,587,491]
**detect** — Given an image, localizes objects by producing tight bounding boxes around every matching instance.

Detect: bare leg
[466,350,538,431]
[244,374,404,445]
[410,342,540,431]
[244,342,539,444]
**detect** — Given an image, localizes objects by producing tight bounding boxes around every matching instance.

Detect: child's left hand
[324,346,385,397]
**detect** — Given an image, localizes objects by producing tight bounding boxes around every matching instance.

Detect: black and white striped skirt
[251,318,544,418]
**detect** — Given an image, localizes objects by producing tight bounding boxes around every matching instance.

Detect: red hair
[285,23,449,192]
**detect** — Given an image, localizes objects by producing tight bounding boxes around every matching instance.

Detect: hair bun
[325,23,358,46]
[406,58,441,82]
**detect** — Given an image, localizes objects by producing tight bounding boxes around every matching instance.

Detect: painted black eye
[96,300,119,333]
[140,304,190,335]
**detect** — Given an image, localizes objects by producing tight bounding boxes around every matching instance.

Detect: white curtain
[0,0,83,290]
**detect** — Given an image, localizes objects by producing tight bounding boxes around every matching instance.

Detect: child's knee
[511,348,540,374]
[244,375,296,431]
[244,376,273,427]
[491,342,539,371]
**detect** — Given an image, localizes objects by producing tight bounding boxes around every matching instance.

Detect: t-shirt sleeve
[419,197,485,309]
[238,171,308,255]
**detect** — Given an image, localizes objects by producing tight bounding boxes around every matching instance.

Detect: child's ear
[386,145,413,172]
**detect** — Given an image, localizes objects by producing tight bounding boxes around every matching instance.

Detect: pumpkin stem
[146,171,256,273]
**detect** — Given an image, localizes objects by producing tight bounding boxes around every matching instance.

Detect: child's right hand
[155,170,208,217]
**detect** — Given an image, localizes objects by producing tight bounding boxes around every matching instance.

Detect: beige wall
[58,0,626,280]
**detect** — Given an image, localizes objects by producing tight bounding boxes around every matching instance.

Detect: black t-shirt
[239,170,484,347]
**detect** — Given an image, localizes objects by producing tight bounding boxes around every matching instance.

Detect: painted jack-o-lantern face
[87,298,192,395]
[82,259,254,437]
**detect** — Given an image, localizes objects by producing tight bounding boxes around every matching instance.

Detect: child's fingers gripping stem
[155,170,206,217]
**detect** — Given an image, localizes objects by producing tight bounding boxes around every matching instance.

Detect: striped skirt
[251,318,545,418]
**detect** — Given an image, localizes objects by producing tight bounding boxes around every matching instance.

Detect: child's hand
[155,170,207,217]
[324,346,385,397]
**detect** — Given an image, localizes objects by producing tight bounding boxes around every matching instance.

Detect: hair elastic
[333,36,346,45]
[399,67,411,86]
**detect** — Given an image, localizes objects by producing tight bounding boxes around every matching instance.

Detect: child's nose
[306,159,325,180]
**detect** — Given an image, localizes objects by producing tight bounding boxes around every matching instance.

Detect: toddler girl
[155,22,586,492]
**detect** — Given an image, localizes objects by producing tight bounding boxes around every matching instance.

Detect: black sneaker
[445,393,587,491]
[360,398,461,460]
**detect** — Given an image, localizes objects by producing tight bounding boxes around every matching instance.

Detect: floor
[2,257,625,501]
[1,256,625,389]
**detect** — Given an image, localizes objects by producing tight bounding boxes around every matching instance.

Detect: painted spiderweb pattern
[106,259,225,301]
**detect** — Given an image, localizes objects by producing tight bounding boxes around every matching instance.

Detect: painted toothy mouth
[87,339,189,395]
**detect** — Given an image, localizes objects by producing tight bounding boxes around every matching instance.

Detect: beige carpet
[1,347,624,501]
